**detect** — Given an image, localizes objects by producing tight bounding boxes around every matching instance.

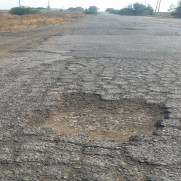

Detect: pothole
[25,93,165,142]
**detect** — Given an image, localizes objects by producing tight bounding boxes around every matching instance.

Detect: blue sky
[0,0,179,11]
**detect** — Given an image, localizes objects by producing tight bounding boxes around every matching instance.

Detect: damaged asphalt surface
[0,13,181,180]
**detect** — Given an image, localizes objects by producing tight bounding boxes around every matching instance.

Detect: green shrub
[68,7,84,12]
[135,3,154,15]
[106,3,154,16]
[84,6,98,14]
[171,1,181,18]
[9,7,40,15]
[106,8,116,14]
[119,8,135,15]
[133,3,146,15]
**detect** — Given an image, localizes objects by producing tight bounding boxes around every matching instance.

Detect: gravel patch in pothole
[25,93,165,142]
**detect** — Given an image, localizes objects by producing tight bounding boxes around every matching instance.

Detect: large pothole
[25,93,165,142]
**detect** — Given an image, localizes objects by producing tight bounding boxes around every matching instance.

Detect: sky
[0,0,179,12]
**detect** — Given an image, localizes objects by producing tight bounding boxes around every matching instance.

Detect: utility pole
[19,0,21,7]
[155,0,159,12]
[61,0,64,12]
[158,0,162,13]
[155,0,162,13]
[47,0,50,10]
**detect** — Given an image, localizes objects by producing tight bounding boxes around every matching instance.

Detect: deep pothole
[25,93,165,142]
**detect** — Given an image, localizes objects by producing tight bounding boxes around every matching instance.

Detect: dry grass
[0,12,85,32]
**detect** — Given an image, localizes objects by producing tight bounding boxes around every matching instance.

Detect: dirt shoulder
[0,16,85,59]
[0,12,85,32]
[143,15,181,23]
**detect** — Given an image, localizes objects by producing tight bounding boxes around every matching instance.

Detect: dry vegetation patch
[0,12,85,32]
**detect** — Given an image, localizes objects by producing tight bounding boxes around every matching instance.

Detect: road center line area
[0,13,181,180]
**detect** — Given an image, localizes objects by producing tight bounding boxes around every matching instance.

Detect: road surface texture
[0,13,181,180]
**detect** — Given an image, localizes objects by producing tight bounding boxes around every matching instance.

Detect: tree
[171,1,181,17]
[9,7,40,15]
[84,6,98,14]
[76,7,84,12]
[168,3,176,12]
[118,3,154,15]
[145,5,154,15]
[127,4,133,9]
[106,3,154,16]
[133,3,149,15]
[68,7,84,12]
[119,8,134,15]
[105,8,115,13]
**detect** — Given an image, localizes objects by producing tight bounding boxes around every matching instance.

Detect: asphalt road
[0,13,181,180]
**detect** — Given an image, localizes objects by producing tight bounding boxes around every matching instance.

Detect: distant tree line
[67,7,84,12]
[170,1,181,18]
[9,7,41,15]
[106,3,154,16]
[67,6,98,14]
[84,6,98,14]
[9,6,98,15]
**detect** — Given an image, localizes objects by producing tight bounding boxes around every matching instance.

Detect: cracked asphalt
[0,13,181,180]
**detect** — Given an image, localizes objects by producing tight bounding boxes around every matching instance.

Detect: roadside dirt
[25,93,165,141]
[0,15,179,60]
[143,15,181,23]
[0,13,85,32]
[0,20,81,59]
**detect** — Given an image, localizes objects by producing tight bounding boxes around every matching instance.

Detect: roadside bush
[105,8,119,14]
[122,3,154,15]
[84,6,98,14]
[36,7,46,10]
[106,3,154,16]
[144,5,154,15]
[9,7,40,15]
[133,3,147,15]
[68,7,84,12]
[171,1,181,18]
[106,8,115,13]
[119,8,135,15]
